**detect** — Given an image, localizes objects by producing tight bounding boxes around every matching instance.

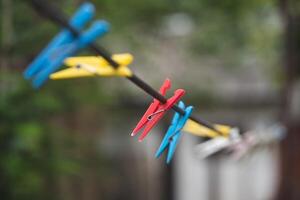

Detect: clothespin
[229,124,286,160]
[193,128,240,159]
[131,79,185,141]
[229,133,257,160]
[155,101,193,164]
[24,2,94,85]
[23,2,109,88]
[183,119,231,138]
[50,53,133,79]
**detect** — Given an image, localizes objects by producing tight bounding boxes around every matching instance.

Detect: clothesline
[26,0,224,136]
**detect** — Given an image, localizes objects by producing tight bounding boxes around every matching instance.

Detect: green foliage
[0,74,112,199]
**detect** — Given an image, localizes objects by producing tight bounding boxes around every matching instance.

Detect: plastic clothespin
[24,2,95,81]
[183,119,231,138]
[24,2,94,84]
[230,124,286,160]
[50,53,133,79]
[131,79,185,141]
[23,2,109,88]
[193,137,231,159]
[155,101,193,164]
[193,128,240,159]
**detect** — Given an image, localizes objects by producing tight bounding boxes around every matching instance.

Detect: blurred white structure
[175,123,281,200]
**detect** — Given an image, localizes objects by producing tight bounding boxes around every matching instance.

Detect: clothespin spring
[76,64,98,73]
[147,109,165,120]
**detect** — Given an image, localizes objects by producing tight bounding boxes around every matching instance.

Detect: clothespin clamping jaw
[131,79,185,141]
[155,101,193,164]
[23,2,110,88]
[50,53,134,79]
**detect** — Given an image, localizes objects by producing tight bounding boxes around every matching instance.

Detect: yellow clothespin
[182,119,231,138]
[50,53,133,79]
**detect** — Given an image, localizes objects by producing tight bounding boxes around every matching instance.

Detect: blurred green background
[1,0,300,200]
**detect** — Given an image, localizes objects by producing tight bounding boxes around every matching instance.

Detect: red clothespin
[131,79,185,141]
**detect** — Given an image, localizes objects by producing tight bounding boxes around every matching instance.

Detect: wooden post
[276,0,300,199]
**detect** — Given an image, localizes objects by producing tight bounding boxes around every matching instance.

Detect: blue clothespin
[24,2,94,81]
[155,101,193,164]
[23,2,109,88]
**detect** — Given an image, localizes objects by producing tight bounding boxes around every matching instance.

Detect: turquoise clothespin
[23,2,109,88]
[155,101,193,164]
